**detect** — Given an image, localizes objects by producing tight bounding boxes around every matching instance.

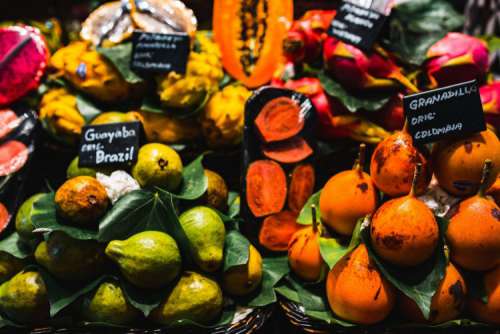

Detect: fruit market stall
[0,0,499,333]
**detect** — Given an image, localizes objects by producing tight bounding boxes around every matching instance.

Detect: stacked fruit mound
[0,142,285,328]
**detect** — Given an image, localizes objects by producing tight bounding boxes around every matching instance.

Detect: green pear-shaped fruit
[35,232,107,282]
[105,231,181,289]
[0,252,24,284]
[179,206,225,272]
[150,271,223,325]
[0,271,49,324]
[82,280,140,325]
[15,193,44,241]
[66,156,97,178]
[131,143,183,190]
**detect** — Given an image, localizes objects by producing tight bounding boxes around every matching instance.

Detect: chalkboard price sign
[328,1,387,51]
[78,122,142,167]
[403,80,486,145]
[131,31,190,74]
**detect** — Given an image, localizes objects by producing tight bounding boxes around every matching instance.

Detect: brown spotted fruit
[370,163,439,267]
[320,144,378,235]
[433,129,500,197]
[370,126,431,197]
[447,160,500,271]
[468,266,500,325]
[326,244,396,325]
[288,205,326,282]
[55,176,109,226]
[399,262,466,324]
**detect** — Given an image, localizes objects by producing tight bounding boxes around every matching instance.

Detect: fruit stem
[402,118,409,133]
[353,143,366,173]
[410,163,422,197]
[478,159,493,197]
[311,204,318,233]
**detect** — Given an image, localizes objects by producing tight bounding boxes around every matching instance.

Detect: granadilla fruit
[39,88,85,145]
[0,26,49,107]
[480,82,500,130]
[157,32,223,109]
[425,33,489,88]
[201,84,251,148]
[50,41,136,103]
[468,266,500,325]
[283,10,336,65]
[323,37,418,93]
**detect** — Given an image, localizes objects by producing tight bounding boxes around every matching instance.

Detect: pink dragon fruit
[323,37,418,93]
[377,93,405,131]
[480,82,500,129]
[0,26,49,107]
[283,10,336,65]
[272,77,389,143]
[425,32,489,88]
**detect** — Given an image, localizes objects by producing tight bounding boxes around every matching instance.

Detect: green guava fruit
[15,193,44,241]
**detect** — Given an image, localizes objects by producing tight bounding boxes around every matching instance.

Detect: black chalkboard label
[328,1,387,51]
[78,122,141,167]
[403,80,486,145]
[131,31,190,74]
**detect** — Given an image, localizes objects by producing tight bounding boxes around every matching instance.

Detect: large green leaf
[319,72,390,113]
[76,94,102,124]
[169,154,208,200]
[223,230,250,272]
[227,192,240,219]
[297,191,321,225]
[31,193,98,240]
[319,219,363,269]
[361,217,447,319]
[0,232,32,259]
[247,256,289,307]
[97,43,144,84]
[383,0,464,65]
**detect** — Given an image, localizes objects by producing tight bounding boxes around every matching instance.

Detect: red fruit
[425,33,489,88]
[254,97,305,143]
[283,10,336,65]
[246,160,287,217]
[323,37,418,93]
[259,210,303,251]
[261,136,313,164]
[288,163,315,212]
[0,202,9,234]
[480,82,500,130]
[377,94,404,131]
[0,26,49,107]
[0,140,28,176]
[0,109,20,139]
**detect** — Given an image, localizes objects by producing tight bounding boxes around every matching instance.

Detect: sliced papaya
[213,0,293,88]
[0,109,20,140]
[0,203,9,233]
[259,210,303,251]
[255,97,304,143]
[262,136,313,164]
[288,163,315,212]
[0,140,28,176]
[246,159,287,217]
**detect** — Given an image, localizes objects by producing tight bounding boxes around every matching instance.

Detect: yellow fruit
[204,169,228,212]
[156,32,223,109]
[39,88,85,145]
[50,41,136,103]
[90,111,143,125]
[138,110,201,143]
[201,84,251,148]
[223,244,263,296]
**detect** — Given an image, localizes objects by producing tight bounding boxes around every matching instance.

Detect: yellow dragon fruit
[201,84,251,148]
[50,41,134,103]
[156,32,223,109]
[39,88,85,145]
[138,111,201,144]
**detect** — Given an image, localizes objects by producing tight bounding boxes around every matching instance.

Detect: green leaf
[76,94,102,123]
[319,72,390,113]
[169,155,208,200]
[97,43,144,84]
[297,191,321,225]
[141,95,165,114]
[0,232,32,259]
[382,0,464,65]
[361,217,447,319]
[165,303,236,329]
[223,230,250,272]
[141,92,209,119]
[120,279,166,317]
[31,193,98,240]
[227,192,240,219]
[319,219,363,269]
[247,256,289,307]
